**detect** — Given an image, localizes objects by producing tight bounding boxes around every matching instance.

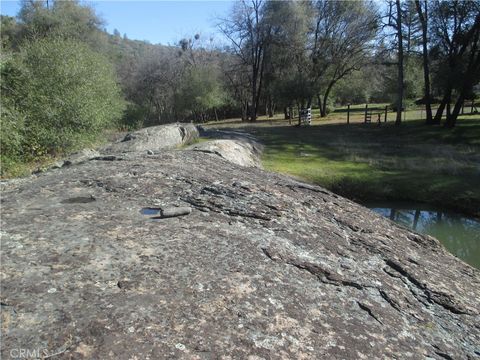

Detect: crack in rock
[356,301,383,325]
[261,247,366,290]
[378,289,403,313]
[182,184,283,221]
[385,259,470,315]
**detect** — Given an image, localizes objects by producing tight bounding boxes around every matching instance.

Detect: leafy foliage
[1,37,124,175]
[176,66,226,122]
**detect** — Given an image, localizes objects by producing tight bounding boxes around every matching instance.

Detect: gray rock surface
[101,123,198,154]
[1,129,479,359]
[49,149,101,169]
[187,139,263,168]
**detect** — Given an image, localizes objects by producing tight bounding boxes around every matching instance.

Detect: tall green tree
[18,0,106,49]
[263,1,313,118]
[176,66,226,122]
[429,0,480,127]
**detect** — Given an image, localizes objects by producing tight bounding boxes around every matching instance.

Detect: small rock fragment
[154,207,192,219]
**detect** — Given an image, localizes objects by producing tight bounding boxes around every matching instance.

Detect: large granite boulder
[1,131,479,359]
[187,139,263,168]
[101,123,199,154]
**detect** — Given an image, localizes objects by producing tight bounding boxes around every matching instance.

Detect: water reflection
[367,203,480,269]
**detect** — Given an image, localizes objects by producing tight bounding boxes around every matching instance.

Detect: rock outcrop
[101,123,199,154]
[1,125,479,359]
[49,149,101,169]
[188,127,263,167]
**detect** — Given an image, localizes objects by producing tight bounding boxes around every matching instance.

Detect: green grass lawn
[206,107,480,217]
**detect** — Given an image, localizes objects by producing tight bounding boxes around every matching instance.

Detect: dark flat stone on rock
[155,206,192,219]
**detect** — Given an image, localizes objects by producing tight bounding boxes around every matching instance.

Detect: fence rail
[344,99,478,124]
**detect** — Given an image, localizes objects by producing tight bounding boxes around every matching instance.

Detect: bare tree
[310,0,378,117]
[222,55,251,121]
[129,47,182,124]
[415,0,434,124]
[381,0,406,125]
[218,0,271,121]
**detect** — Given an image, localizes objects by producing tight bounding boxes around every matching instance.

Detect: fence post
[384,106,388,122]
[347,104,350,124]
[364,104,368,123]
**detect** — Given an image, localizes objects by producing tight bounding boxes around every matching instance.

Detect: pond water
[140,207,161,215]
[365,202,480,269]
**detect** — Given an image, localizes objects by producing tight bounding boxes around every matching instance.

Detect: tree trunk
[242,102,249,122]
[445,95,464,128]
[448,70,480,127]
[446,101,451,123]
[434,89,451,124]
[251,79,257,122]
[317,94,324,117]
[395,0,404,126]
[415,0,433,124]
[297,102,301,126]
[321,83,335,118]
[445,22,480,127]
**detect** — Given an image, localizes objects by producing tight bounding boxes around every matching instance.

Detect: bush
[175,66,226,122]
[1,37,125,176]
[120,102,147,130]
[1,53,26,175]
[11,37,124,159]
[0,102,25,173]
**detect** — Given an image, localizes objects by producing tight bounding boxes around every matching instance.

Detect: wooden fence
[345,99,478,124]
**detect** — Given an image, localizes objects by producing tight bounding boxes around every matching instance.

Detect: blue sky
[0,0,234,45]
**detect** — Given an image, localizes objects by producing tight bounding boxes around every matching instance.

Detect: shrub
[1,37,125,176]
[120,102,147,130]
[0,102,26,174]
[14,37,125,157]
[1,53,26,175]
[175,66,226,122]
